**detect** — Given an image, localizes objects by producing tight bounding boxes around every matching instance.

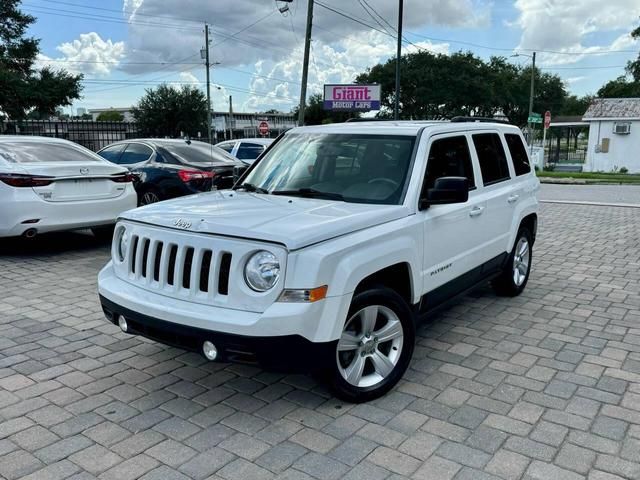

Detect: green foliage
[597,76,640,98]
[292,93,358,125]
[627,23,640,82]
[355,50,567,126]
[560,95,594,116]
[131,84,208,138]
[0,0,82,119]
[96,110,124,121]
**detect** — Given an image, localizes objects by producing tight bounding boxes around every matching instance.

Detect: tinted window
[243,134,416,205]
[0,141,101,163]
[159,143,238,164]
[216,142,235,153]
[504,134,531,176]
[424,136,475,190]
[236,143,265,160]
[120,143,153,164]
[98,144,125,163]
[472,133,510,185]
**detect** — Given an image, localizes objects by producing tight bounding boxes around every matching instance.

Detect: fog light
[203,341,218,361]
[117,315,128,333]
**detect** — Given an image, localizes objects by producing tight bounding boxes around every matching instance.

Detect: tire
[91,225,115,242]
[492,226,533,297]
[329,287,415,403]
[138,188,161,206]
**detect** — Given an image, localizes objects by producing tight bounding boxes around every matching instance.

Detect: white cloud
[37,32,125,76]
[243,30,449,111]
[513,0,640,65]
[565,76,587,85]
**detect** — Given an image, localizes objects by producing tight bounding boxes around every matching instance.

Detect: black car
[97,139,244,206]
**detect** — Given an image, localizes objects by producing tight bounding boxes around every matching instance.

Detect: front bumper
[100,295,336,371]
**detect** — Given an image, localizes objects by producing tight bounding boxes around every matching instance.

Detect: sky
[24,0,640,115]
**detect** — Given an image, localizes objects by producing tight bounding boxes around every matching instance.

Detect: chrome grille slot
[153,242,163,282]
[167,245,178,286]
[182,247,195,289]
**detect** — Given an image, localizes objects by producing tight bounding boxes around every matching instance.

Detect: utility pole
[394,0,404,120]
[298,0,314,126]
[204,23,212,143]
[527,51,536,151]
[228,95,234,140]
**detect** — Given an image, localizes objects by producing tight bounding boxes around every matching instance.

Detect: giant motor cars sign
[323,84,381,112]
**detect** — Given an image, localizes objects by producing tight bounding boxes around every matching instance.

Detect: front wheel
[492,227,533,296]
[329,287,415,403]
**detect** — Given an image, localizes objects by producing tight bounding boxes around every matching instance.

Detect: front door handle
[469,206,485,217]
[508,194,520,204]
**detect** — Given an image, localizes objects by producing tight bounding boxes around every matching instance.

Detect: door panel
[419,134,486,296]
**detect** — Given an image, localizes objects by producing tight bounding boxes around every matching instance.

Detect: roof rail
[345,117,389,122]
[450,116,511,125]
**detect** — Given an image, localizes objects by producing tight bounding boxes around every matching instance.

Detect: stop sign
[544,111,551,129]
[258,121,269,136]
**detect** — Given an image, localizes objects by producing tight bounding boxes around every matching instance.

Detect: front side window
[120,143,153,164]
[423,136,475,191]
[472,133,510,185]
[504,133,531,176]
[240,133,416,205]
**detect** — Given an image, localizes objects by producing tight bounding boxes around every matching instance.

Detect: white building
[88,107,135,122]
[583,98,640,173]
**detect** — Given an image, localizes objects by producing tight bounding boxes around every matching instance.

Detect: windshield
[159,142,238,164]
[240,133,416,205]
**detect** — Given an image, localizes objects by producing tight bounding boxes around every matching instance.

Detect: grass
[536,171,640,184]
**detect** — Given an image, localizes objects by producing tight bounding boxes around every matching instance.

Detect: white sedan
[0,136,137,238]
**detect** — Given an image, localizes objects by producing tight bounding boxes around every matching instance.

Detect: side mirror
[420,176,469,209]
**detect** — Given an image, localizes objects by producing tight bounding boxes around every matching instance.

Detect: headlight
[115,227,128,262]
[244,250,280,292]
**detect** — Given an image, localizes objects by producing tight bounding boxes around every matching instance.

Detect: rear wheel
[492,227,532,296]
[139,189,161,206]
[329,287,415,403]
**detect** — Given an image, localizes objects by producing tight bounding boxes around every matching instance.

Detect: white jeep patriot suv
[98,118,539,402]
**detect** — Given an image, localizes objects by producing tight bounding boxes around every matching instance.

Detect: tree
[560,95,594,116]
[291,93,358,125]
[0,0,82,119]
[131,84,208,138]
[597,76,640,98]
[355,50,567,126]
[627,22,640,82]
[96,110,124,121]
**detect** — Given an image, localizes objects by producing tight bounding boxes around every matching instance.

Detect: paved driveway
[0,202,639,480]
[540,184,640,205]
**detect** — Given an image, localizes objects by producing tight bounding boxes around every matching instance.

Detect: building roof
[583,98,640,121]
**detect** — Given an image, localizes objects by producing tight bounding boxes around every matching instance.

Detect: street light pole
[394,0,404,120]
[526,52,536,152]
[204,23,212,143]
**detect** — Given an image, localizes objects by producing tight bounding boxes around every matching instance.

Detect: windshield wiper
[235,182,269,194]
[271,188,344,201]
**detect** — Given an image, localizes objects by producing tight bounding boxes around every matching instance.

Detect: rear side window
[236,143,265,160]
[504,134,531,176]
[98,144,125,163]
[424,136,475,190]
[216,142,235,153]
[0,142,101,163]
[472,133,510,185]
[120,143,153,164]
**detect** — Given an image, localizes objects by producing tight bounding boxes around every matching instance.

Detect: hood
[121,190,409,250]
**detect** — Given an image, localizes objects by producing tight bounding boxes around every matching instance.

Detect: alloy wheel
[336,305,404,388]
[513,237,530,286]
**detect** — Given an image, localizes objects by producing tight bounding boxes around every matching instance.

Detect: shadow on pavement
[0,230,111,256]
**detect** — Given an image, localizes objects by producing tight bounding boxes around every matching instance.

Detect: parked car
[98,119,539,402]
[97,139,244,206]
[0,136,136,239]
[216,138,273,164]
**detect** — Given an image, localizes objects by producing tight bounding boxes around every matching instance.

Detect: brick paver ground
[1,202,639,480]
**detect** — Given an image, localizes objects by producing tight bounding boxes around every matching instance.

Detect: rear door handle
[508,194,520,204]
[469,206,484,217]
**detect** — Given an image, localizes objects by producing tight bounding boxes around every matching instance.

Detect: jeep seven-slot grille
[128,234,231,296]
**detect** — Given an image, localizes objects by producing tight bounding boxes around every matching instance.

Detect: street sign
[528,116,542,124]
[544,111,551,129]
[258,120,269,136]
[323,84,381,112]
